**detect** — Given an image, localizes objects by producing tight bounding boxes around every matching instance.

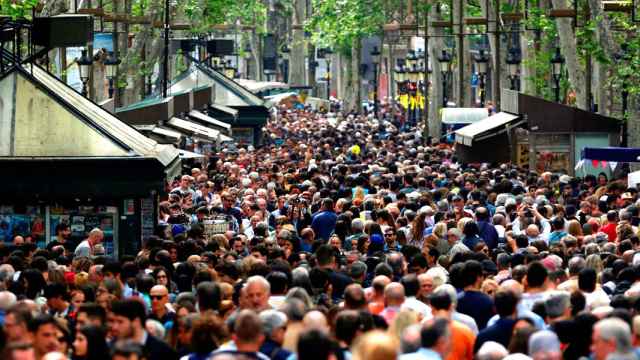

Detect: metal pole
[554,78,560,103]
[442,74,447,107]
[423,6,430,143]
[480,74,485,107]
[494,0,500,110]
[162,0,170,98]
[373,64,379,119]
[458,0,464,106]
[622,85,629,147]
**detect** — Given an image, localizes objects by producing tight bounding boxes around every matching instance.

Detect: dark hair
[43,282,69,301]
[55,222,70,235]
[27,313,56,333]
[110,299,146,324]
[315,244,335,267]
[297,329,336,360]
[401,274,420,297]
[190,313,228,354]
[335,310,362,346]
[266,271,288,295]
[421,317,449,348]
[462,260,484,287]
[77,325,110,360]
[429,291,452,311]
[197,281,221,312]
[578,268,597,293]
[495,290,518,318]
[77,302,106,327]
[526,261,548,288]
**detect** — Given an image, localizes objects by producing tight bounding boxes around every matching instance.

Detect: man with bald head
[485,279,545,329]
[74,228,104,257]
[302,310,329,333]
[367,275,391,315]
[380,282,405,325]
[148,285,174,327]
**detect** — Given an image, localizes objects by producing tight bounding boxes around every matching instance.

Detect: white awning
[188,110,232,132]
[442,108,489,125]
[167,117,220,141]
[153,127,183,141]
[179,150,206,159]
[209,103,239,117]
[455,112,522,146]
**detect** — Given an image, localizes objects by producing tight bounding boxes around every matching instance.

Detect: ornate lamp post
[324,48,333,100]
[244,42,252,79]
[505,48,520,91]
[437,49,452,108]
[77,49,93,97]
[104,51,120,99]
[550,47,565,103]
[370,46,381,119]
[473,49,489,107]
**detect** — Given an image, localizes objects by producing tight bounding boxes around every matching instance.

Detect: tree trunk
[289,0,306,85]
[550,0,586,109]
[428,2,446,140]
[587,0,616,116]
[628,96,640,171]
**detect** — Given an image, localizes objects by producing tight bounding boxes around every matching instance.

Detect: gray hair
[259,310,288,337]
[351,218,365,232]
[246,275,271,293]
[544,291,571,319]
[528,330,560,357]
[145,319,166,339]
[0,264,15,283]
[567,256,586,276]
[476,341,509,360]
[594,318,633,353]
[434,284,458,306]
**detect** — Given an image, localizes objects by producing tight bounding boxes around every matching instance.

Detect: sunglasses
[150,295,166,300]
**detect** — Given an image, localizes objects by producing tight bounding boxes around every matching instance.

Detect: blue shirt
[398,348,443,360]
[311,210,338,241]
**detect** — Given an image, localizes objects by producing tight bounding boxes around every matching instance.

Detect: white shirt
[402,296,433,320]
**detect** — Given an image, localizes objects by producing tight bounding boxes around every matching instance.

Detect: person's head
[420,317,450,356]
[462,260,484,288]
[44,282,69,312]
[6,342,35,360]
[528,330,561,360]
[110,340,143,360]
[544,291,571,321]
[343,284,366,310]
[233,310,265,352]
[260,310,288,345]
[244,276,271,311]
[384,282,405,307]
[495,290,518,319]
[87,228,104,246]
[334,310,363,347]
[149,285,169,315]
[429,287,453,312]
[73,325,108,360]
[5,303,33,343]
[351,330,397,360]
[28,314,61,357]
[578,267,597,293]
[297,328,336,360]
[591,318,634,360]
[109,299,146,340]
[75,303,106,332]
[55,223,71,240]
[525,261,548,289]
[399,324,422,354]
[197,281,221,312]
[190,313,228,355]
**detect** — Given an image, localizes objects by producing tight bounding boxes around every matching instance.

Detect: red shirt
[600,222,617,242]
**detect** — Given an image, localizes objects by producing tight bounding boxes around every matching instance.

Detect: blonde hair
[352,330,399,360]
[388,310,420,343]
[432,222,448,239]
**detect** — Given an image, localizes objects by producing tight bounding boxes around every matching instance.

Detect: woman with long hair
[72,325,109,360]
[410,212,428,248]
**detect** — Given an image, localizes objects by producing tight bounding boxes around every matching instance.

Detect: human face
[60,227,71,240]
[11,347,35,360]
[4,313,28,343]
[233,240,245,253]
[71,291,85,309]
[75,312,101,332]
[156,271,168,286]
[384,231,395,245]
[591,328,616,360]
[110,314,135,340]
[330,236,341,249]
[419,276,434,296]
[33,323,60,357]
[150,289,169,314]
[245,283,269,311]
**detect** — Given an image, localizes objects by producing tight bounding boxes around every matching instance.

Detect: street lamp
[324,48,333,100]
[77,49,93,97]
[505,48,520,91]
[550,46,564,103]
[371,46,381,119]
[281,43,290,83]
[244,42,252,79]
[473,48,489,107]
[438,49,452,108]
[104,51,120,99]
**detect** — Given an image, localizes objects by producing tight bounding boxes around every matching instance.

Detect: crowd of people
[2,105,640,360]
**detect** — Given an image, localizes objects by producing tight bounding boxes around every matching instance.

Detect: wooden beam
[78,7,105,16]
[548,9,577,17]
[602,1,632,12]
[501,12,524,21]
[464,17,488,25]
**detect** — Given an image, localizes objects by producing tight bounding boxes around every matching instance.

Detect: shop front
[0,64,179,257]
